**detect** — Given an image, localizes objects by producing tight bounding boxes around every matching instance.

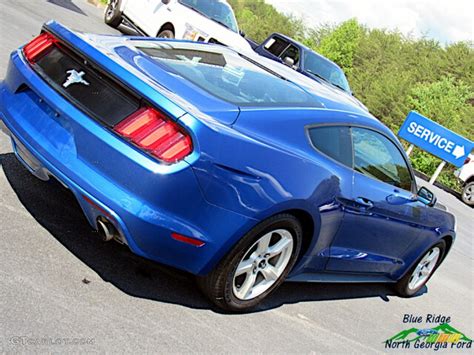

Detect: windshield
[135,42,318,107]
[179,0,238,33]
[303,52,351,93]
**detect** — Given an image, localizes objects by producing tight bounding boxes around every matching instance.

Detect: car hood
[78,32,371,125]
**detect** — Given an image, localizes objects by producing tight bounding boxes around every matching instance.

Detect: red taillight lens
[114,107,193,163]
[23,32,57,63]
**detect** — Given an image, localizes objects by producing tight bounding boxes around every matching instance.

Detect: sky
[266,0,474,44]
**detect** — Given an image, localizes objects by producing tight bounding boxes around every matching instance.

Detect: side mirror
[162,0,171,4]
[417,186,437,207]
[239,30,246,38]
[283,57,295,67]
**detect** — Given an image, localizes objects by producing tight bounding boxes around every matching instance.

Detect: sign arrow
[452,145,465,159]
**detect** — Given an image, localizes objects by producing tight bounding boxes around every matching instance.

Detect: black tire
[394,240,446,297]
[197,214,302,312]
[104,0,122,28]
[157,29,175,39]
[461,182,474,206]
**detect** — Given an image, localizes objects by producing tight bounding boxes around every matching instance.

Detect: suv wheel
[462,182,474,206]
[104,0,122,28]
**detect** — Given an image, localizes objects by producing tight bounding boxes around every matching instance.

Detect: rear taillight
[114,107,193,163]
[23,32,57,63]
[464,157,471,165]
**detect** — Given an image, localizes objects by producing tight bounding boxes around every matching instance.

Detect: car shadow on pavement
[0,153,426,314]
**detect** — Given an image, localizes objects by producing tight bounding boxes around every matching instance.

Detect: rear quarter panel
[184,108,377,267]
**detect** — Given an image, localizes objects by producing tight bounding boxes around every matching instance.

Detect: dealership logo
[63,69,89,88]
[385,315,472,351]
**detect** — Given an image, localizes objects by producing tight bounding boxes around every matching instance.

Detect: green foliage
[408,77,473,137]
[407,77,472,191]
[317,19,363,75]
[229,0,473,192]
[228,0,305,43]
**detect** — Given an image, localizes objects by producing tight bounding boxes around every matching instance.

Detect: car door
[326,126,427,274]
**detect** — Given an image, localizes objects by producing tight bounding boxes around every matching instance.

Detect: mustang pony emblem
[63,69,89,88]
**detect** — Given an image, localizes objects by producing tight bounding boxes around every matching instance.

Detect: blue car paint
[0,22,455,281]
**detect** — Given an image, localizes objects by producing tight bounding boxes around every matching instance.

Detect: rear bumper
[0,51,256,275]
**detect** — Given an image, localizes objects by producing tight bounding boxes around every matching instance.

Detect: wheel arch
[119,0,128,12]
[282,208,315,262]
[199,206,319,276]
[440,234,454,262]
[157,22,175,37]
[463,176,474,185]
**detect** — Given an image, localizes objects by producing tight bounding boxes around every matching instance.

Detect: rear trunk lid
[43,21,240,125]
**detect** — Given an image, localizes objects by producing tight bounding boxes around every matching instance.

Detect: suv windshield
[135,42,318,107]
[179,0,238,33]
[304,52,351,93]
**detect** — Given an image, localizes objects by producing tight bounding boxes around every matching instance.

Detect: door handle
[355,197,374,209]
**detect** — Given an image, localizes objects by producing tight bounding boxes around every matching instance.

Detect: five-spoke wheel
[395,241,445,297]
[233,229,293,300]
[198,214,302,312]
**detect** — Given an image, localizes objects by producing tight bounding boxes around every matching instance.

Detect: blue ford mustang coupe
[0,22,455,311]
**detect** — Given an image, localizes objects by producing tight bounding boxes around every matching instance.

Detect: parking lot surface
[0,1,472,352]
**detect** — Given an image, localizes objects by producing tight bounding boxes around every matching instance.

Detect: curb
[87,0,106,9]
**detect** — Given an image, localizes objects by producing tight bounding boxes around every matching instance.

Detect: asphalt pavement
[0,1,473,353]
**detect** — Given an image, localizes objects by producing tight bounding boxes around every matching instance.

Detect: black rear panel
[34,46,140,126]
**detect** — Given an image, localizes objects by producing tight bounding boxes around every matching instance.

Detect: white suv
[455,153,474,206]
[104,0,252,52]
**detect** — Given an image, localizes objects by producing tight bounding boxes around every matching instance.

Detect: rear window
[135,42,317,107]
[308,126,352,167]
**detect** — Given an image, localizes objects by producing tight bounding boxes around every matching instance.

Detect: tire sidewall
[462,182,474,206]
[221,216,302,311]
[397,240,446,297]
[157,30,175,39]
[104,0,121,25]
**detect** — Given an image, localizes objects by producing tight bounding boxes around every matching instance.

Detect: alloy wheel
[408,247,441,291]
[106,0,118,20]
[463,184,473,204]
[232,229,293,301]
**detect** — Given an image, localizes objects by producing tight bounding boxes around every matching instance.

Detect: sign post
[398,111,474,183]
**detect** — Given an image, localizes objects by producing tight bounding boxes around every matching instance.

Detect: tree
[317,19,363,75]
[408,76,472,137]
[228,0,474,191]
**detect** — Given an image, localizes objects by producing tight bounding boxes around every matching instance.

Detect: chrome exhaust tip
[97,218,116,242]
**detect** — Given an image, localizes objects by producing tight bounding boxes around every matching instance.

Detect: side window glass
[264,37,289,57]
[280,45,300,66]
[309,126,352,168]
[352,128,412,190]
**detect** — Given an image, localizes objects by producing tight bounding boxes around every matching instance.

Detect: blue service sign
[399,111,474,167]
